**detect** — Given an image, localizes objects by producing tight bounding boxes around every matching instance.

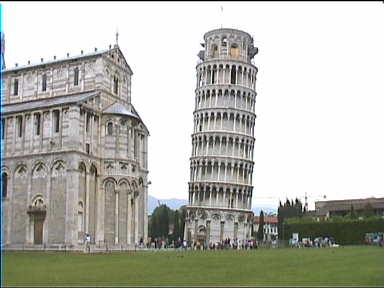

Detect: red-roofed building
[254,216,278,241]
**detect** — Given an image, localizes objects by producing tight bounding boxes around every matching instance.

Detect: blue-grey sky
[2,2,384,209]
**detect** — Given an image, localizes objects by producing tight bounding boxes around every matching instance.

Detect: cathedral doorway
[27,196,47,245]
[197,226,207,246]
[33,215,44,244]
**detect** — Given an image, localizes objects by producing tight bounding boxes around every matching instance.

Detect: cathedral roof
[2,49,109,73]
[2,46,133,75]
[103,102,150,135]
[2,91,98,114]
[103,102,139,119]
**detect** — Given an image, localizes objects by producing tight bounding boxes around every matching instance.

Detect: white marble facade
[1,44,149,249]
[184,28,258,245]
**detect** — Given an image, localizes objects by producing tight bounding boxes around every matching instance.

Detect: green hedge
[282,217,384,245]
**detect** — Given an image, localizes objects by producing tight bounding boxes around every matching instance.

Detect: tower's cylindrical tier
[185,28,258,245]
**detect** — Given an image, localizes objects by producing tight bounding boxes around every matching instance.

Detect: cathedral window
[13,78,19,95]
[86,113,90,134]
[107,122,113,135]
[221,36,227,47]
[1,118,5,139]
[42,74,47,92]
[2,172,8,198]
[16,116,23,137]
[34,113,41,136]
[53,110,60,133]
[113,76,119,95]
[74,67,79,86]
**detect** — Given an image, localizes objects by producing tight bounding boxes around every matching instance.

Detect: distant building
[1,40,149,249]
[254,216,278,241]
[315,197,384,217]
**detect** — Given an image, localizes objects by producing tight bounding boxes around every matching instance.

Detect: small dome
[103,102,139,119]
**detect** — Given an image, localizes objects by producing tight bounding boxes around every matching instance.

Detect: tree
[150,204,171,239]
[347,204,357,219]
[278,198,304,240]
[149,204,187,243]
[257,210,265,241]
[363,203,375,218]
[172,205,187,242]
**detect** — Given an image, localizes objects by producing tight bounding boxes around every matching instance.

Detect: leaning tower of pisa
[184,28,258,246]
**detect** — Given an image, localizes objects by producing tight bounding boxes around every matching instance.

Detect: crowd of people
[289,236,336,248]
[145,237,258,250]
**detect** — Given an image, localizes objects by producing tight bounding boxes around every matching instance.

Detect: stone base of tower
[184,206,254,246]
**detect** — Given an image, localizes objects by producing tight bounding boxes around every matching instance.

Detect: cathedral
[1,37,149,250]
[184,28,258,245]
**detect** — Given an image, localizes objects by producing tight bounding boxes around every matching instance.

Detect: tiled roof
[2,91,98,114]
[254,216,278,224]
[2,49,109,73]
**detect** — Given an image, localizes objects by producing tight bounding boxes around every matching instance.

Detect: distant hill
[148,195,188,214]
[148,195,277,215]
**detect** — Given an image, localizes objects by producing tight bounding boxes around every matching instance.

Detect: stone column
[115,191,119,244]
[29,114,33,152]
[221,114,223,130]
[204,67,208,86]
[233,114,236,131]
[135,194,139,244]
[235,66,238,85]
[65,64,69,93]
[65,164,79,246]
[127,192,132,245]
[95,176,104,244]
[90,114,94,154]
[11,116,16,155]
[209,189,212,206]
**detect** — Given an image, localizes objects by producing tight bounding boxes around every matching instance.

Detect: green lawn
[2,246,383,287]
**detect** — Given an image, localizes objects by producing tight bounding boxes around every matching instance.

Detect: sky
[2,2,384,210]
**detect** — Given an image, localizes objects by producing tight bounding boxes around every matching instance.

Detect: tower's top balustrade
[198,28,258,63]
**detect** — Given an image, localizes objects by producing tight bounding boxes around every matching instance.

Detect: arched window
[211,44,218,57]
[230,66,236,84]
[113,76,119,95]
[34,113,41,136]
[107,122,113,136]
[2,173,8,198]
[221,36,227,47]
[74,67,79,86]
[13,78,19,96]
[53,110,60,133]
[42,74,47,92]
[32,196,44,207]
[1,118,5,140]
[230,43,239,57]
[16,116,23,137]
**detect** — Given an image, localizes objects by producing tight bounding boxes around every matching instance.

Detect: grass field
[2,246,383,287]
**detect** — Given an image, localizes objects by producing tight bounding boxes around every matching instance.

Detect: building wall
[1,46,149,249]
